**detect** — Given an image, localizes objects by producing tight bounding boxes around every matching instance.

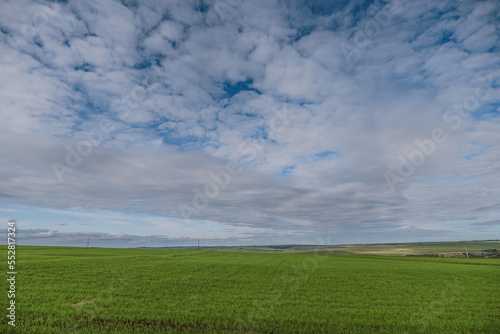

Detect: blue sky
[0,0,499,247]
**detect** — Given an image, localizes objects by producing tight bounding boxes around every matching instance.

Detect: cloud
[0,0,499,246]
[472,220,500,227]
[0,208,18,213]
[3,228,173,248]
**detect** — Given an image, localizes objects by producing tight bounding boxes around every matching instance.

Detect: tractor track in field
[170,251,212,257]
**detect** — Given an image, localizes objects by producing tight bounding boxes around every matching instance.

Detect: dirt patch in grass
[72,300,91,307]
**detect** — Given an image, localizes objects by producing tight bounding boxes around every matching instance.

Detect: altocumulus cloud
[0,0,499,247]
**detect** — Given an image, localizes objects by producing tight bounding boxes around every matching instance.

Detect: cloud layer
[0,0,499,246]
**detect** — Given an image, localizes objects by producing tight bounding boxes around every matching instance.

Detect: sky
[0,0,499,248]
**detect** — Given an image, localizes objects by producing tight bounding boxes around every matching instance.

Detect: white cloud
[0,0,499,246]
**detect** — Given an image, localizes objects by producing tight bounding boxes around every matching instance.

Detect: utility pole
[197,239,200,250]
[465,247,469,258]
[87,238,90,248]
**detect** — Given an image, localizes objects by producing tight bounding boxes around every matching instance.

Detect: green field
[2,246,499,333]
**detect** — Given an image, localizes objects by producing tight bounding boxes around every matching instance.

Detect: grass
[1,246,499,333]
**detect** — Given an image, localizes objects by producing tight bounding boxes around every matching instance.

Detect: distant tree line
[406,254,443,257]
[481,249,500,258]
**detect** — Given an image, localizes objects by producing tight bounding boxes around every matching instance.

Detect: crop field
[1,246,499,333]
[310,241,500,257]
